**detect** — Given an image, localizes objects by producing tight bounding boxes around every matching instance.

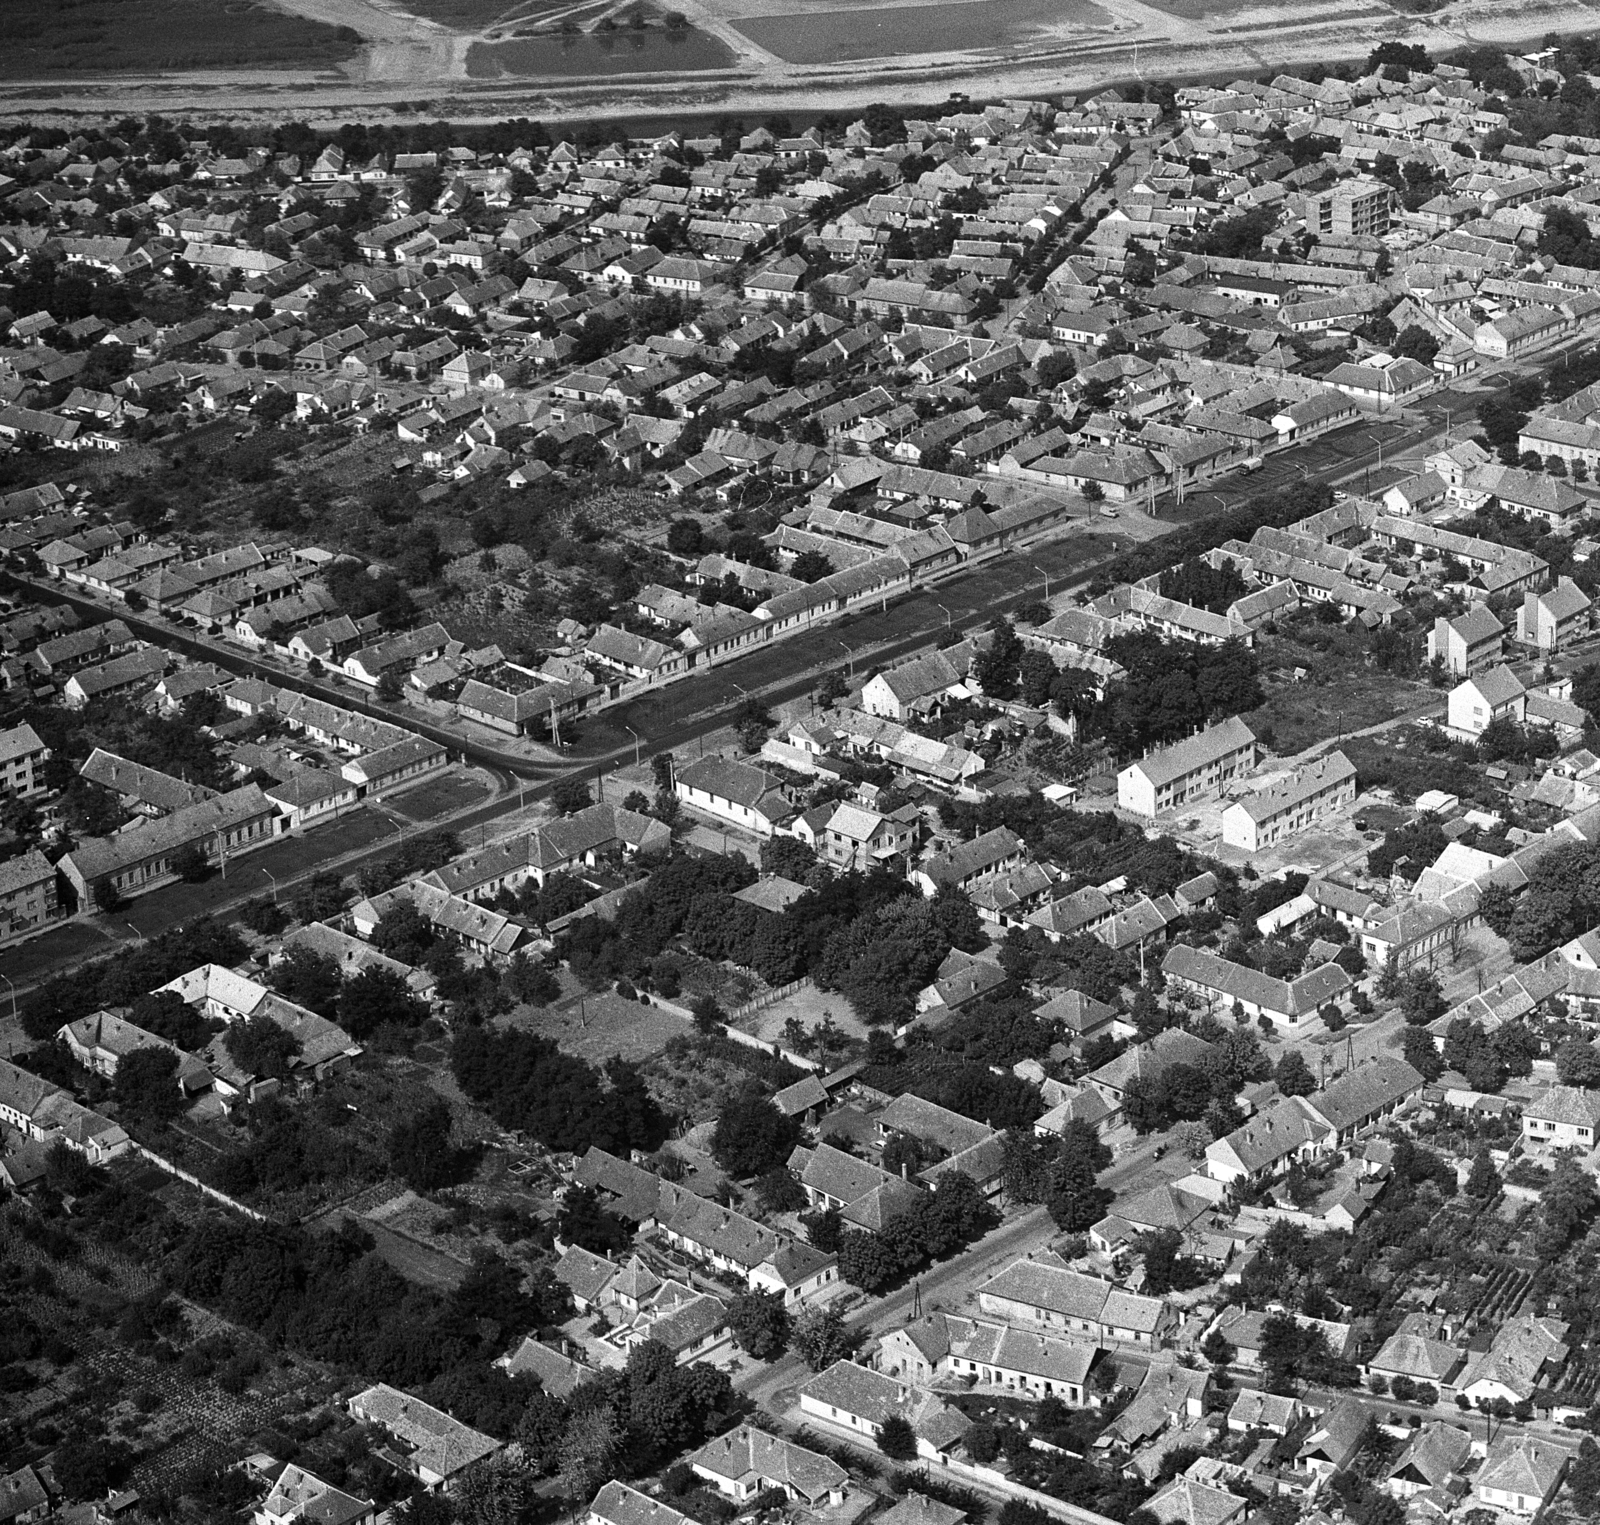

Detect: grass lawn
[385,768,493,823]
[511,983,687,1065]
[0,0,361,76]
[1246,670,1413,757]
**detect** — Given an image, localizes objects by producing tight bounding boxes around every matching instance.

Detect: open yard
[730,978,867,1046]
[466,26,737,74]
[1246,637,1429,760]
[383,767,494,824]
[731,0,1113,64]
[510,982,688,1066]
[0,0,362,76]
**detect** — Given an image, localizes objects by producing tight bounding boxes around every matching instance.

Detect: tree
[1274,1050,1316,1097]
[269,947,343,1017]
[967,1423,1001,1463]
[1200,1329,1235,1366]
[792,550,834,583]
[550,775,592,815]
[791,1304,862,1370]
[223,1014,299,1080]
[376,668,404,703]
[728,1289,791,1359]
[801,1206,844,1253]
[1400,970,1446,1026]
[556,1184,629,1253]
[1465,1148,1500,1199]
[1569,1438,1600,1517]
[113,1046,187,1122]
[559,1405,619,1503]
[507,953,562,1006]
[1045,1119,1114,1231]
[170,841,210,882]
[53,1439,133,1501]
[389,1099,465,1192]
[129,989,213,1050]
[340,966,426,1038]
[1539,1152,1599,1254]
[454,1452,544,1525]
[877,1415,918,1462]
[1557,1037,1600,1089]
[710,1084,799,1176]
[1401,1025,1444,1082]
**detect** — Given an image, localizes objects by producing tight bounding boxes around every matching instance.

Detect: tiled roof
[688,1425,846,1501]
[348,1384,499,1480]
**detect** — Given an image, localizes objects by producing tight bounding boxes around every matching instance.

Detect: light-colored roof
[688,1425,846,1501]
[1123,715,1256,789]
[348,1383,499,1480]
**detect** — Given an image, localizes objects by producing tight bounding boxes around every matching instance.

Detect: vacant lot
[466,26,736,73]
[733,0,1111,63]
[1245,669,1416,758]
[385,768,493,824]
[0,0,362,75]
[512,983,687,1065]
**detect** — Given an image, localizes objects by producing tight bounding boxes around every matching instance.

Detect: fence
[718,1021,823,1074]
[132,1143,270,1224]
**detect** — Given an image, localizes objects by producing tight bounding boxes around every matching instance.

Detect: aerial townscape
[24,16,1600,1525]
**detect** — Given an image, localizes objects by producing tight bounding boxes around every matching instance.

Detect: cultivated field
[0,0,361,77]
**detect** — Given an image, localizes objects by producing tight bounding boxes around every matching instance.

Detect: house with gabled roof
[798,1360,971,1460]
[860,651,967,721]
[1086,1028,1217,1115]
[587,1483,692,1525]
[347,1384,498,1493]
[1117,716,1258,817]
[1296,1396,1369,1485]
[1383,1421,1471,1500]
[1145,1476,1244,1525]
[976,1252,1171,1347]
[1474,1435,1569,1515]
[910,827,1025,898]
[1522,1083,1600,1150]
[674,755,793,838]
[688,1425,847,1510]
[1456,1316,1569,1406]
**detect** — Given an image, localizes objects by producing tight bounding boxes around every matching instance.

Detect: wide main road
[1,404,1439,992]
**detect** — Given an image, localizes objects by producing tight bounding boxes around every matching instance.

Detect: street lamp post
[0,972,15,1026]
[124,921,145,946]
[835,640,853,677]
[624,724,643,769]
[1032,564,1051,601]
[260,866,279,903]
[933,602,953,631]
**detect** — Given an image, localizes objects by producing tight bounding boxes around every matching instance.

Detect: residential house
[797,1360,971,1462]
[1428,605,1504,676]
[1117,717,1258,817]
[1474,1437,1568,1516]
[976,1254,1171,1347]
[1220,751,1356,852]
[1446,665,1527,738]
[1518,578,1591,653]
[687,1426,847,1510]
[1161,944,1351,1030]
[0,850,60,942]
[674,755,793,838]
[345,1385,499,1493]
[0,722,49,800]
[1522,1084,1600,1149]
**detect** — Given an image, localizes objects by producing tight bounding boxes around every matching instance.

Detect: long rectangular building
[1117,716,1258,818]
[1221,750,1357,851]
